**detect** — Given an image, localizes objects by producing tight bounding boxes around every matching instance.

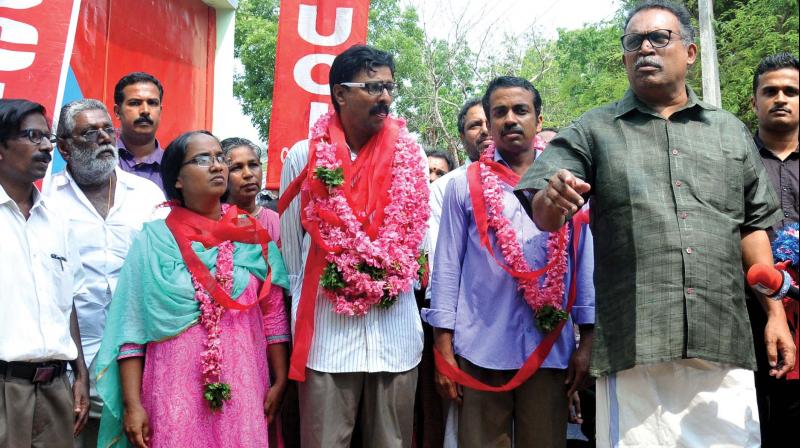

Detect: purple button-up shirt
[117,137,165,192]
[422,151,595,370]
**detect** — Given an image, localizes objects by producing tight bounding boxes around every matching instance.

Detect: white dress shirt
[0,184,86,362]
[425,163,470,301]
[47,168,166,369]
[279,139,424,373]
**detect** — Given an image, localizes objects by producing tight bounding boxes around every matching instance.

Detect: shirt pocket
[694,146,744,215]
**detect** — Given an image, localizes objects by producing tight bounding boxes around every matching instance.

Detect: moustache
[369,103,390,116]
[134,116,154,125]
[94,144,117,157]
[33,152,52,164]
[501,126,524,136]
[635,56,662,69]
[769,106,791,114]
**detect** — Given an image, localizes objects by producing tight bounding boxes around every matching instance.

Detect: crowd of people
[0,1,797,447]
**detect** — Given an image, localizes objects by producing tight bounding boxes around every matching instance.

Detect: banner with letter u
[266,0,370,190]
[0,0,81,124]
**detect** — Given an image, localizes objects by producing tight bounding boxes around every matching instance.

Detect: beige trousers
[457,357,568,448]
[0,372,74,448]
[298,367,418,448]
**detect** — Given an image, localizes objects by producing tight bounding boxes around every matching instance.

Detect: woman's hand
[123,403,150,448]
[264,381,287,424]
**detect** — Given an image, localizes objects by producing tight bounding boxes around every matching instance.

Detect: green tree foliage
[233,0,279,142]
[714,0,799,129]
[234,0,798,154]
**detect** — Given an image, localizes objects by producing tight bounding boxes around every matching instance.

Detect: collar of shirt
[0,182,47,215]
[117,137,164,166]
[754,132,800,160]
[614,85,715,119]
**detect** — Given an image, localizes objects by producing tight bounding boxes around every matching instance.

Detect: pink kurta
[121,276,289,447]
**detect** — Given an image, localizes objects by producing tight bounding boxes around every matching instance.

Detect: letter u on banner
[266,0,370,190]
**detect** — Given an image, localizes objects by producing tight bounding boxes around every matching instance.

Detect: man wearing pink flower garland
[423,76,595,447]
[279,45,428,448]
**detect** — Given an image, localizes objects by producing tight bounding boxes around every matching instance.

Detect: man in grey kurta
[517,1,795,446]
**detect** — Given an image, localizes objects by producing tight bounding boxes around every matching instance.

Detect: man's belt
[0,360,68,383]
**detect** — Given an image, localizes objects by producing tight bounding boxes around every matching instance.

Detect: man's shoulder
[118,169,164,196]
[431,164,468,195]
[285,139,310,165]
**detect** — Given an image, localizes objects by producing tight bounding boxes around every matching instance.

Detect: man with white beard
[50,99,165,447]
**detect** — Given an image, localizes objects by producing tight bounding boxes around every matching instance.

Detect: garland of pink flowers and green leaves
[479,144,569,332]
[192,239,234,411]
[306,112,429,316]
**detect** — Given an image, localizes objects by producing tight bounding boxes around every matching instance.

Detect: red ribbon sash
[165,205,274,311]
[434,213,588,391]
[281,115,405,382]
[466,161,563,281]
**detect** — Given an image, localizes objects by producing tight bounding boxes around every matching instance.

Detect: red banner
[266,0,370,190]
[0,0,81,122]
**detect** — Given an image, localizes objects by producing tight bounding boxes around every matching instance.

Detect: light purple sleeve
[570,223,595,325]
[422,176,469,330]
[260,283,290,345]
[256,208,282,249]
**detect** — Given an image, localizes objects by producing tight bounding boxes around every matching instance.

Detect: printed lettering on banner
[0,0,81,122]
[266,0,370,190]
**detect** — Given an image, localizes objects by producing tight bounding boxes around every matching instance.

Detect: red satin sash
[165,205,274,311]
[433,185,590,392]
[466,161,564,281]
[280,116,403,382]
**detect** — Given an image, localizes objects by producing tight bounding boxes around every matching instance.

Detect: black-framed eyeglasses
[181,154,230,167]
[620,29,681,52]
[18,128,56,145]
[77,126,117,144]
[339,81,397,96]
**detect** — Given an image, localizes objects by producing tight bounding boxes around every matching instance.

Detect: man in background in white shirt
[0,98,90,447]
[51,99,165,447]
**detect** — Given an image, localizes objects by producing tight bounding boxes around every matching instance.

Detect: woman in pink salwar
[94,131,290,448]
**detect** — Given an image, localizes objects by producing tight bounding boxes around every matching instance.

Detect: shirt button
[686,247,693,254]
[675,180,682,187]
[672,149,679,156]
[785,211,790,217]
[687,287,694,295]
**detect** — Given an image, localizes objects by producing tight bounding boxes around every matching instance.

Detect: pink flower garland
[479,144,570,332]
[191,238,234,410]
[304,112,430,316]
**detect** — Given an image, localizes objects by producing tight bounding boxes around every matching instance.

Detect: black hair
[457,98,483,135]
[481,76,542,122]
[0,99,46,146]
[161,130,217,204]
[624,0,695,45]
[329,45,395,113]
[753,52,799,96]
[113,72,164,105]
[427,150,455,171]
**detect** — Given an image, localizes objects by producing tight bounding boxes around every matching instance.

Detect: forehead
[626,8,681,33]
[184,134,221,159]
[428,156,448,167]
[757,68,800,89]
[122,82,161,101]
[464,104,487,123]
[74,108,112,129]
[489,87,534,109]
[19,112,48,131]
[351,65,393,82]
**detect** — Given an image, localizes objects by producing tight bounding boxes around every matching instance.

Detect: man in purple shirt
[422,76,595,447]
[113,72,165,191]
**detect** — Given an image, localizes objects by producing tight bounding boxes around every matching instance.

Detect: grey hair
[624,0,695,46]
[220,137,262,160]
[56,99,110,139]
